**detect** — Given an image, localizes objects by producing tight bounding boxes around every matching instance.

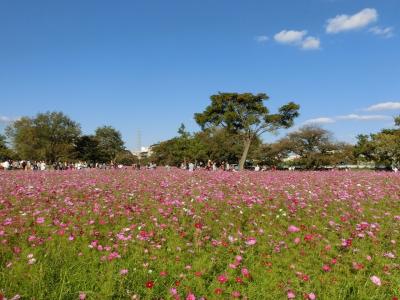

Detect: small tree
[277,125,354,169]
[195,92,299,170]
[395,115,400,127]
[115,150,138,166]
[94,126,125,163]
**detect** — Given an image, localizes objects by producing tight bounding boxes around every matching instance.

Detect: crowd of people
[1,160,48,171]
[3,159,395,172]
[177,160,274,172]
[0,159,163,171]
[0,159,265,172]
[0,160,125,171]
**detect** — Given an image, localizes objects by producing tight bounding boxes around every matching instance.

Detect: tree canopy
[0,134,14,161]
[194,92,299,169]
[277,125,355,168]
[1,109,398,170]
[354,125,400,168]
[6,112,81,162]
[74,135,101,163]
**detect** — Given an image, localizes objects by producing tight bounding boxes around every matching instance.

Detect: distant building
[131,146,153,159]
[282,153,301,162]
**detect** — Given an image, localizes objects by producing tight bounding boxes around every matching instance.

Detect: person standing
[2,160,10,170]
[188,162,194,172]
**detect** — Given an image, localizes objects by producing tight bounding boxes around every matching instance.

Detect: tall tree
[94,126,125,163]
[194,128,261,165]
[195,92,299,170]
[6,112,81,162]
[5,117,39,160]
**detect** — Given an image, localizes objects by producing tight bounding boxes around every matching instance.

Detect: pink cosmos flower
[245,237,257,245]
[307,292,316,300]
[322,265,331,272]
[229,263,237,269]
[288,225,300,233]
[217,274,228,283]
[186,293,196,300]
[36,217,45,224]
[383,252,395,259]
[287,290,296,299]
[241,268,250,278]
[107,251,120,261]
[235,255,243,262]
[79,292,86,300]
[352,262,364,270]
[370,275,381,286]
[120,269,128,275]
[231,291,241,298]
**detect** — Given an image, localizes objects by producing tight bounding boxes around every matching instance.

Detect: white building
[132,146,153,159]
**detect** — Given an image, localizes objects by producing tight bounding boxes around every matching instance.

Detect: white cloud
[274,30,307,44]
[274,30,321,50]
[301,36,321,50]
[369,26,394,38]
[303,114,392,124]
[0,116,19,124]
[255,35,269,43]
[365,101,400,111]
[336,114,391,121]
[303,117,335,125]
[326,8,378,33]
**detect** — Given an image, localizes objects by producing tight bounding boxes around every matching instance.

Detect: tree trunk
[239,138,252,171]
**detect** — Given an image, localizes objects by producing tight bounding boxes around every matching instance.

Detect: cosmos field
[0,169,399,299]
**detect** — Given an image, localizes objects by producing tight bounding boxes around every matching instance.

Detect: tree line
[1,93,399,170]
[1,111,137,165]
[151,93,399,170]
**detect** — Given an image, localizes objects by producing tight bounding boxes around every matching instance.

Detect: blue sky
[1,0,399,149]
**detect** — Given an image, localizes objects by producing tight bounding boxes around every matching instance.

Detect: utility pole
[136,129,142,152]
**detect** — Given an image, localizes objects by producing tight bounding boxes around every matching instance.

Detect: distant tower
[136,129,142,152]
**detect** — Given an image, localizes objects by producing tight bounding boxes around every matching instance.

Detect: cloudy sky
[0,0,399,148]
